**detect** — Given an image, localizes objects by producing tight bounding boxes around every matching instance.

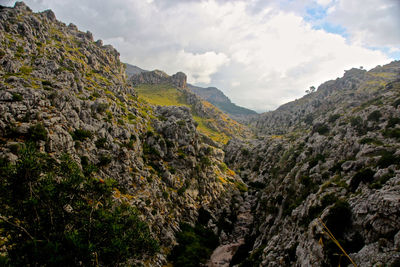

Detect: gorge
[0,2,399,267]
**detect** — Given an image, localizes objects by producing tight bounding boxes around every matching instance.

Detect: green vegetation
[350,168,375,192]
[0,143,159,266]
[376,150,400,168]
[12,93,23,101]
[192,115,230,144]
[135,83,188,107]
[19,65,32,75]
[70,128,93,141]
[135,84,231,144]
[382,128,400,140]
[94,137,107,148]
[27,123,48,142]
[313,123,329,135]
[359,137,383,145]
[367,110,382,122]
[328,114,340,123]
[168,223,218,267]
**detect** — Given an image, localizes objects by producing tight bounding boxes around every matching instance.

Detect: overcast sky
[3,0,400,112]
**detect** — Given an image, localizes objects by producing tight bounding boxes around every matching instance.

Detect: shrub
[359,137,383,145]
[308,154,325,169]
[27,123,48,142]
[313,123,329,135]
[12,93,23,101]
[304,114,313,125]
[70,129,92,141]
[41,80,52,86]
[0,144,159,266]
[350,116,363,127]
[200,156,212,167]
[97,154,112,167]
[168,223,218,267]
[387,117,400,128]
[376,150,399,168]
[96,103,108,113]
[350,168,375,192]
[367,110,382,122]
[369,170,394,189]
[95,137,107,148]
[383,128,400,139]
[328,114,340,123]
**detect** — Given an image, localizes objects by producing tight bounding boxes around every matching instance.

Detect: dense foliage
[168,223,218,267]
[0,143,159,266]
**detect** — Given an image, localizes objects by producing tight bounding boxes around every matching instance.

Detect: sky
[3,0,400,112]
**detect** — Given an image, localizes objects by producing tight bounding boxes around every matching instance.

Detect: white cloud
[9,0,394,112]
[326,0,400,47]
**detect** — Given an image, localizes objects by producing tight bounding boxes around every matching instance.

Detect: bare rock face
[129,69,187,88]
[224,61,400,266]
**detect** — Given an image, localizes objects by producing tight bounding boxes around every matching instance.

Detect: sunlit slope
[135,83,252,144]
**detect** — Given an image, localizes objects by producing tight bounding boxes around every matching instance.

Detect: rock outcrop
[130,69,187,89]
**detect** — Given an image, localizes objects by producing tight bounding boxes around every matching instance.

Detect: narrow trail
[207,193,255,267]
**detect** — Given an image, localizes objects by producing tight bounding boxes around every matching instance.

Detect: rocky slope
[129,69,253,144]
[250,64,400,136]
[225,61,400,266]
[187,84,257,121]
[0,2,246,266]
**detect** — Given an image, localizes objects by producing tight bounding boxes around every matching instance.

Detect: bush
[328,114,340,123]
[367,110,382,122]
[350,116,363,127]
[376,150,399,168]
[0,144,159,266]
[168,223,218,267]
[304,114,314,125]
[383,128,400,139]
[97,154,112,167]
[350,168,375,192]
[70,129,92,141]
[313,123,329,135]
[386,117,400,128]
[12,93,23,101]
[96,103,108,113]
[27,123,48,142]
[359,137,383,145]
[200,156,212,167]
[95,137,107,148]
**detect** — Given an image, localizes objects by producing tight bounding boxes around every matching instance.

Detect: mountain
[187,84,257,121]
[0,3,246,266]
[1,2,399,267]
[124,62,147,78]
[225,60,400,266]
[129,70,253,144]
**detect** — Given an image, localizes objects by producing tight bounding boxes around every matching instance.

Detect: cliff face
[0,3,245,266]
[130,69,187,89]
[225,62,400,266]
